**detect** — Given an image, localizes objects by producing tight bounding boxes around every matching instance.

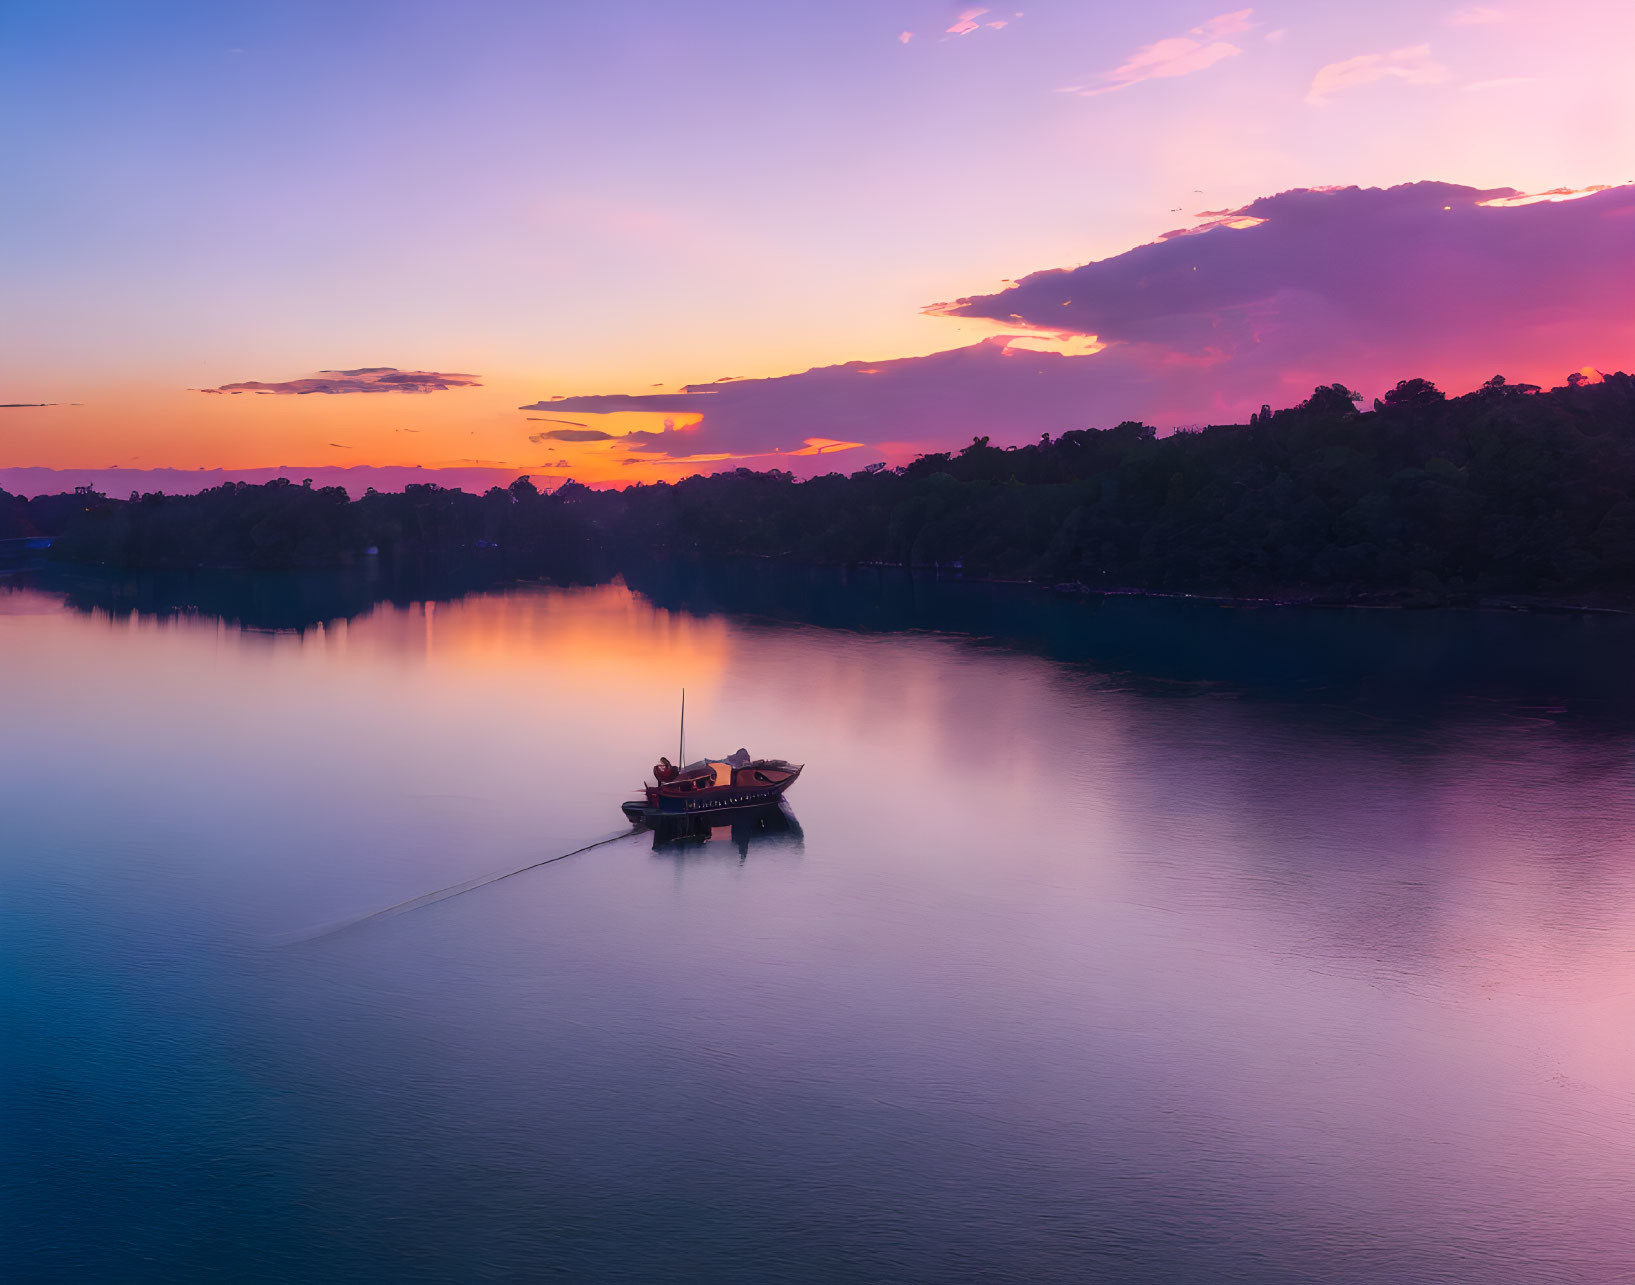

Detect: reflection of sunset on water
[7,573,1635,1277]
[323,583,732,683]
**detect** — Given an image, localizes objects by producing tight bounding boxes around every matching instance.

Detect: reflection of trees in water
[621,557,1635,729]
[17,552,1635,730]
[22,551,612,633]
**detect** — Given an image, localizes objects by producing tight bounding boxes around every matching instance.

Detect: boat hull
[623,778,795,820]
[659,778,793,815]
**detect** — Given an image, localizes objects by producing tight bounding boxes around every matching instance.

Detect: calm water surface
[3,568,1634,1282]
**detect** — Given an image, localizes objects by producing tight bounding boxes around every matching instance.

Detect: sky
[3,0,1632,490]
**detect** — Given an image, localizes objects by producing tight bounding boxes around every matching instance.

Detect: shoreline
[16,547,1631,619]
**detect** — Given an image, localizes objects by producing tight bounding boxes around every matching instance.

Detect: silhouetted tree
[1299,384,1363,417]
[1480,374,1542,398]
[1380,377,1446,408]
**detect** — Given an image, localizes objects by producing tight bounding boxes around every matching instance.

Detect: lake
[4,563,1635,1282]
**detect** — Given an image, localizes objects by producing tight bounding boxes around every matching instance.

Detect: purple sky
[3,1,1632,484]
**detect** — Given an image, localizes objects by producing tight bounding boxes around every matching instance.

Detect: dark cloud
[528,427,615,443]
[533,182,1635,456]
[933,182,1633,379]
[2,403,59,408]
[535,341,1163,457]
[195,367,481,395]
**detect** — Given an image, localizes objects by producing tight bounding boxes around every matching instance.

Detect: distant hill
[0,464,531,500]
[6,373,1634,608]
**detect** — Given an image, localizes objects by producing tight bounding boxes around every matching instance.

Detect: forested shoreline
[6,373,1634,607]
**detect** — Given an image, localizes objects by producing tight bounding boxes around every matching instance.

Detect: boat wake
[280,828,636,946]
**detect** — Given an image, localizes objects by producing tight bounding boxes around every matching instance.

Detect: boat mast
[679,688,686,768]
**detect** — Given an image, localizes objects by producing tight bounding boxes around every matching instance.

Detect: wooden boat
[622,751,803,821]
[621,689,802,822]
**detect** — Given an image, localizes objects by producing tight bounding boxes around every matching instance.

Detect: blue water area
[4,568,1635,1282]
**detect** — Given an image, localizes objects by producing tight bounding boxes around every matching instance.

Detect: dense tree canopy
[7,372,1634,605]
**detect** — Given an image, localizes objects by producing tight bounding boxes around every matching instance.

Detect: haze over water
[4,570,1635,1282]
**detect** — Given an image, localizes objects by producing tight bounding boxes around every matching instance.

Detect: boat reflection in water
[635,800,805,861]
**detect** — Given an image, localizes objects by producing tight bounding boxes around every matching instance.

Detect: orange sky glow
[4,1,1634,489]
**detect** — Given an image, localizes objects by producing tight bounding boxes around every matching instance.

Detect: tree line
[5,371,1633,605]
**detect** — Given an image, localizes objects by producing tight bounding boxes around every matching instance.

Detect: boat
[620,689,803,823]
[621,749,803,822]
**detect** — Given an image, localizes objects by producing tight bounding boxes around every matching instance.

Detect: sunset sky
[4,0,1633,489]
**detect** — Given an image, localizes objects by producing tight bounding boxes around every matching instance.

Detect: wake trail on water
[280,828,638,946]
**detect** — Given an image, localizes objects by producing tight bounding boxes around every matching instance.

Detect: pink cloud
[944,8,1014,37]
[1446,5,1507,25]
[1064,11,1252,96]
[1462,76,1536,91]
[1306,45,1447,106]
[1194,8,1256,38]
[1476,184,1611,207]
